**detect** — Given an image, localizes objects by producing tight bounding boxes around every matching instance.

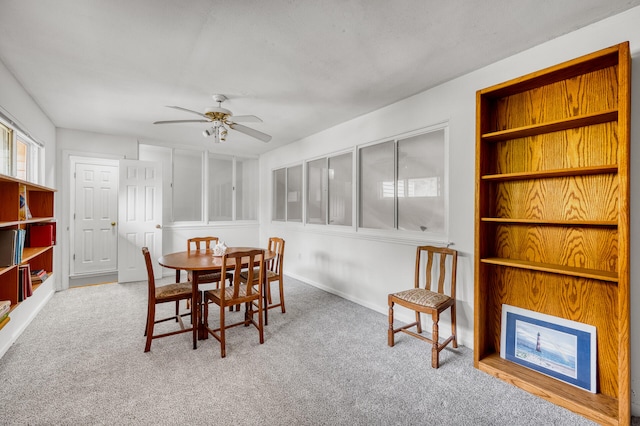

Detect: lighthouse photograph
[514,319,578,379]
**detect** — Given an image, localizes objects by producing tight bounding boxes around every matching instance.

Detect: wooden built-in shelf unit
[0,174,56,330]
[474,42,630,425]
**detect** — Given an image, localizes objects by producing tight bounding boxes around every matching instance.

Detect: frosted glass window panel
[328,152,352,226]
[359,141,394,229]
[0,123,12,176]
[397,130,445,232]
[287,165,303,222]
[139,144,172,223]
[16,135,41,183]
[272,168,286,221]
[236,158,258,221]
[208,156,233,221]
[173,149,202,221]
[30,143,40,184]
[16,139,27,180]
[306,158,327,224]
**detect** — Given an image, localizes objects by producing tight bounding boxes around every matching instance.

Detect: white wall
[259,6,640,414]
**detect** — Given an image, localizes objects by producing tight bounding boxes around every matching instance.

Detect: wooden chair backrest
[414,245,457,298]
[142,247,156,302]
[187,236,219,251]
[266,237,285,275]
[220,249,265,304]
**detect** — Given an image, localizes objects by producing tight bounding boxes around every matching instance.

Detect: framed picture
[500,304,597,393]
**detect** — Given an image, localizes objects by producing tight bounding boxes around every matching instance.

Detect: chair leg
[203,296,209,329]
[219,303,226,358]
[278,279,285,313]
[144,305,150,336]
[144,303,155,352]
[257,297,264,344]
[266,281,273,304]
[431,312,440,368]
[415,311,422,334]
[451,304,458,348]
[388,302,395,347]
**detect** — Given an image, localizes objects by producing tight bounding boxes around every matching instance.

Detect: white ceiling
[1,0,639,157]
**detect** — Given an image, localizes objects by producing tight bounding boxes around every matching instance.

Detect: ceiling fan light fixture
[155,94,271,143]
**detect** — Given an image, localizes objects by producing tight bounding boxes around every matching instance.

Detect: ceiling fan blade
[166,105,208,119]
[229,115,262,123]
[229,123,272,143]
[154,119,210,124]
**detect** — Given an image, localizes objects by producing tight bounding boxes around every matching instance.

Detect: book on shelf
[18,265,33,301]
[31,268,49,285]
[0,300,10,317]
[15,229,26,265]
[28,222,56,246]
[18,184,32,221]
[0,314,10,330]
[0,229,18,267]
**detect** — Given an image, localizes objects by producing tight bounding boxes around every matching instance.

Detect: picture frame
[500,304,597,393]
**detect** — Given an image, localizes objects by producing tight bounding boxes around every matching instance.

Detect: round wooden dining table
[158,247,275,349]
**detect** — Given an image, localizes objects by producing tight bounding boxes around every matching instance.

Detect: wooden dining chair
[184,237,233,310]
[203,248,265,358]
[239,237,286,312]
[186,236,233,287]
[388,245,458,368]
[142,247,194,352]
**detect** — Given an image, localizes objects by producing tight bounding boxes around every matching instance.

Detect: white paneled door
[118,159,162,282]
[73,162,118,275]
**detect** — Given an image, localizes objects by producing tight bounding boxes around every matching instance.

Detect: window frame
[356,122,449,241]
[0,115,43,184]
[139,144,259,225]
[270,122,449,243]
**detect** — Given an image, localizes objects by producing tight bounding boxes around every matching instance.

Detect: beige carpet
[0,277,600,425]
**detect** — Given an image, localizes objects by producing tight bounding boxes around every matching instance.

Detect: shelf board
[0,174,57,192]
[481,110,618,142]
[481,165,618,181]
[480,218,617,227]
[21,246,52,263]
[0,217,56,228]
[480,257,618,282]
[478,353,619,426]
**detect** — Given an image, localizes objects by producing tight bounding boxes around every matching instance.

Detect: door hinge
[73,254,75,260]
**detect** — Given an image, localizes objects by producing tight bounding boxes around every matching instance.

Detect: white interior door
[118,159,162,282]
[72,161,119,275]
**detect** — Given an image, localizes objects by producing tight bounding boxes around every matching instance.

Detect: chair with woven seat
[203,248,265,358]
[186,236,233,287]
[239,237,285,312]
[142,247,194,352]
[388,245,458,368]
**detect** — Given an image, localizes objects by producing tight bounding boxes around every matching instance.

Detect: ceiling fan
[153,94,271,143]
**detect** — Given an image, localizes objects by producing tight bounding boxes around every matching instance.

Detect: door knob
[155,224,162,229]
[111,222,116,226]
